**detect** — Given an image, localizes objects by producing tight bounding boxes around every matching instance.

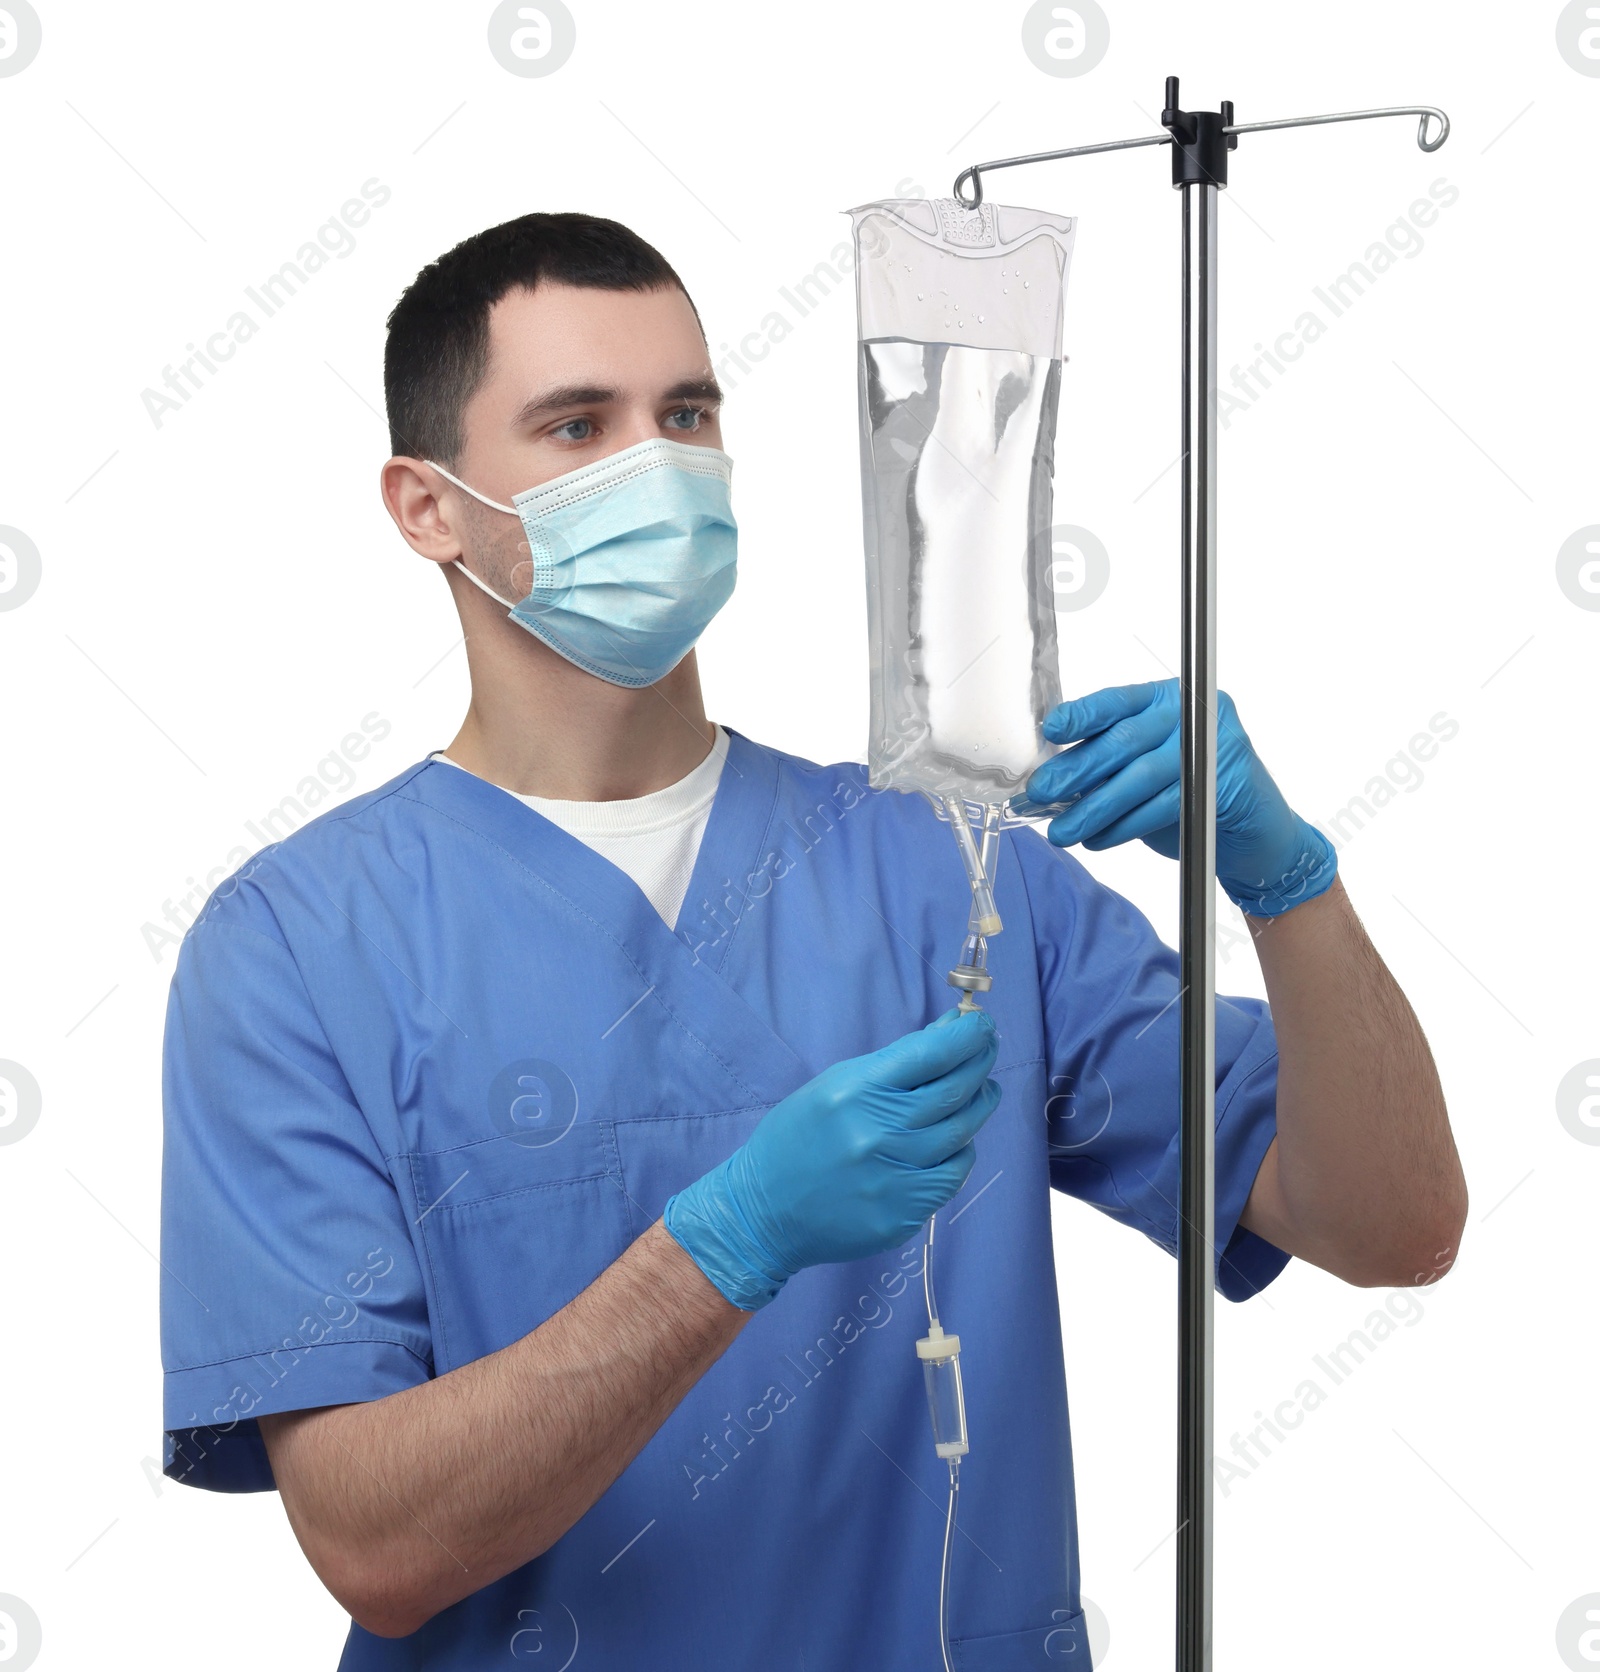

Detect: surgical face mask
[428,437,737,688]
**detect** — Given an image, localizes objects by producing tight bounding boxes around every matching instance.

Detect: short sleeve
[160,910,434,1493]
[1015,835,1291,1302]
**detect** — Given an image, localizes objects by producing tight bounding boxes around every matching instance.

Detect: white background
[1,1,1595,1668]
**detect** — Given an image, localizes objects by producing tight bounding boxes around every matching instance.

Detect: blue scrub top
[160,731,1287,1670]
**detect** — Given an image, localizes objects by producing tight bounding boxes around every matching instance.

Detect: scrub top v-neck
[431,723,729,930]
[160,730,1288,1671]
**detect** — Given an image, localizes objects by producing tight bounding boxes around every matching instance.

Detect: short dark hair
[383,211,696,463]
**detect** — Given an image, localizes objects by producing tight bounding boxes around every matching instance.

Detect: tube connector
[916,1321,962,1360]
[944,797,1003,938]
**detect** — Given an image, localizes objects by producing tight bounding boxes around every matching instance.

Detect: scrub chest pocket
[406,1126,633,1373]
[406,1107,773,1373]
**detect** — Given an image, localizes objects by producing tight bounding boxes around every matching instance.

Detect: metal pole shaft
[1176,181,1219,1672]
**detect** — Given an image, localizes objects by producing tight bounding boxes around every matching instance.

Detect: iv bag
[849,197,1076,807]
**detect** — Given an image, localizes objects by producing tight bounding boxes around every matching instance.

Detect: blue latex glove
[1012,680,1338,918]
[663,1009,1002,1311]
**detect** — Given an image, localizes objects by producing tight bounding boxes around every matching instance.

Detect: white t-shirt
[433,727,728,930]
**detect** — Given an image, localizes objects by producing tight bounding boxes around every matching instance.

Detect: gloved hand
[1011,680,1338,918]
[663,1009,1002,1311]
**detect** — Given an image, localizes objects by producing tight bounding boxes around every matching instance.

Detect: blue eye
[552,417,594,442]
[666,405,709,430]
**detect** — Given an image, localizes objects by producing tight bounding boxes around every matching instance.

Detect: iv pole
[957,77,1450,1672]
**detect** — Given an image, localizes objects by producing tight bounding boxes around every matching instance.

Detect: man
[160,211,1466,1669]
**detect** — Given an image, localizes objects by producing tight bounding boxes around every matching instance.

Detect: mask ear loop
[424,459,518,515]
[423,460,521,609]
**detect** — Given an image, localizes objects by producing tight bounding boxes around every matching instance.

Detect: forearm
[1239,875,1467,1287]
[261,1219,747,1637]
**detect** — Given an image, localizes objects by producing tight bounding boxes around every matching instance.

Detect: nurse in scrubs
[159,211,1467,1671]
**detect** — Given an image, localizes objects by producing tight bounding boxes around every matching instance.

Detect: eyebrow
[510,377,724,428]
[663,376,724,404]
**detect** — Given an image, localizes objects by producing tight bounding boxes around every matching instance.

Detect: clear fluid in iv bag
[858,338,1063,805]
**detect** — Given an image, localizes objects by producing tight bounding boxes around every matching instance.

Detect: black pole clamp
[1160,75,1236,190]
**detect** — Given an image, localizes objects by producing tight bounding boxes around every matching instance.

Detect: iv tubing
[930,805,999,1667]
[924,1209,959,1672]
[943,796,1002,936]
[939,1460,959,1672]
[923,1209,940,1329]
[978,802,1002,883]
